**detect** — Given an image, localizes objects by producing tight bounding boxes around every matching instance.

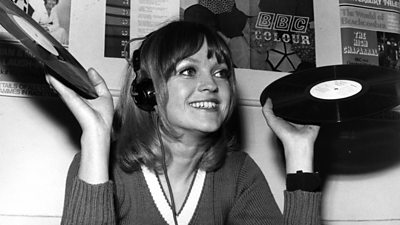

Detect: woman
[48,21,321,224]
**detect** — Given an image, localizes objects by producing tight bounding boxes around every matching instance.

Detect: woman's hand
[262,98,320,174]
[46,68,114,183]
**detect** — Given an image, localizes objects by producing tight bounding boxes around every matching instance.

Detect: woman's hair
[112,20,238,173]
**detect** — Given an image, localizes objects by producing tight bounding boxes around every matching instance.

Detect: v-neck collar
[142,165,206,225]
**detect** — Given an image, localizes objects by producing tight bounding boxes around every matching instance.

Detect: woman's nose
[198,73,218,92]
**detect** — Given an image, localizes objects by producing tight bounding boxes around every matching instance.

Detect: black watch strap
[286,170,321,192]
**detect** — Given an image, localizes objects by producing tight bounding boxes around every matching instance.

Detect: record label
[309,79,362,100]
[11,15,58,56]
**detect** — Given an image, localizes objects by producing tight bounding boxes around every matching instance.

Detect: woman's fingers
[87,68,111,98]
[262,97,321,151]
[262,98,291,137]
[262,98,320,136]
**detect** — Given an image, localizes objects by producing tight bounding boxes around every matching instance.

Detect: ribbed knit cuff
[283,190,322,225]
[61,177,116,225]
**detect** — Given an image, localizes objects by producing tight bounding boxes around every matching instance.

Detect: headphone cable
[155,115,179,225]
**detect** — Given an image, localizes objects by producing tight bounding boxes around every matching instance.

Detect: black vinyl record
[0,0,97,99]
[260,64,400,123]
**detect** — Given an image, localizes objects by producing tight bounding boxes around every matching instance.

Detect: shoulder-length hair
[112,20,238,173]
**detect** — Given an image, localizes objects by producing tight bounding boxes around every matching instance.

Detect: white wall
[0,96,76,224]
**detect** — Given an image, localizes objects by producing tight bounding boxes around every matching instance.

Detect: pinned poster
[340,0,400,70]
[181,0,316,73]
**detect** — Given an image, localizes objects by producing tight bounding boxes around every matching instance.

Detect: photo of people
[12,0,71,46]
[377,32,400,71]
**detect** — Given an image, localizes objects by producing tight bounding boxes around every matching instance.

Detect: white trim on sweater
[142,166,206,225]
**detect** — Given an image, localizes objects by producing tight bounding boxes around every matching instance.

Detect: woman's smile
[189,100,218,110]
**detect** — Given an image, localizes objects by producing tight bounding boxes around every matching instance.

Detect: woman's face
[165,40,231,138]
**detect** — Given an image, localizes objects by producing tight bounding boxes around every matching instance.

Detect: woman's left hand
[262,98,320,174]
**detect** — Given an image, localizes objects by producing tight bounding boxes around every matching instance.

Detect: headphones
[125,38,156,112]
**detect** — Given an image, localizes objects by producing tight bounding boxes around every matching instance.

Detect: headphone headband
[123,37,146,69]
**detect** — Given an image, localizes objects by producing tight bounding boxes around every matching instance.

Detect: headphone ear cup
[131,78,156,112]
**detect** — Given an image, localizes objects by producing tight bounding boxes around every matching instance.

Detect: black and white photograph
[0,0,400,224]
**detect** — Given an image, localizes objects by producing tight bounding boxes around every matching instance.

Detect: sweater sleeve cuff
[61,177,116,225]
[283,190,322,225]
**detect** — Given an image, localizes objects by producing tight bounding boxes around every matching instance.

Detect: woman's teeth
[190,101,217,109]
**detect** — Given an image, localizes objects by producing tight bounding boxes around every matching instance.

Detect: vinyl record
[260,64,400,123]
[0,0,97,99]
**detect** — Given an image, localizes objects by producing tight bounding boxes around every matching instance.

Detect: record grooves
[260,64,400,124]
[0,0,97,99]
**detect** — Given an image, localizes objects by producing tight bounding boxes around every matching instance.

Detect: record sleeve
[260,64,400,123]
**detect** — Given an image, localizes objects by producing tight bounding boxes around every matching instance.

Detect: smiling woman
[45,20,322,225]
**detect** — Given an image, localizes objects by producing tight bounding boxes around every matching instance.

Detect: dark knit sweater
[61,151,321,225]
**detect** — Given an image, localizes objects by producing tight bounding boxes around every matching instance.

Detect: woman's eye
[179,67,196,77]
[214,69,230,79]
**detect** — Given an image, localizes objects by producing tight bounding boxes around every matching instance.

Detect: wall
[1,0,400,224]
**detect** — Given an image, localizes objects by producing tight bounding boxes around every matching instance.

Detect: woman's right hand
[46,68,114,184]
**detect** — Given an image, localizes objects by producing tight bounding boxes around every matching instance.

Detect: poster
[181,0,316,72]
[105,0,179,59]
[0,41,56,97]
[340,0,400,70]
[0,0,71,97]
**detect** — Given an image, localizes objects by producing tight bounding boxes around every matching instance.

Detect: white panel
[0,96,77,216]
[324,221,400,225]
[322,169,400,220]
[0,215,61,225]
[314,0,343,66]
[235,68,288,105]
